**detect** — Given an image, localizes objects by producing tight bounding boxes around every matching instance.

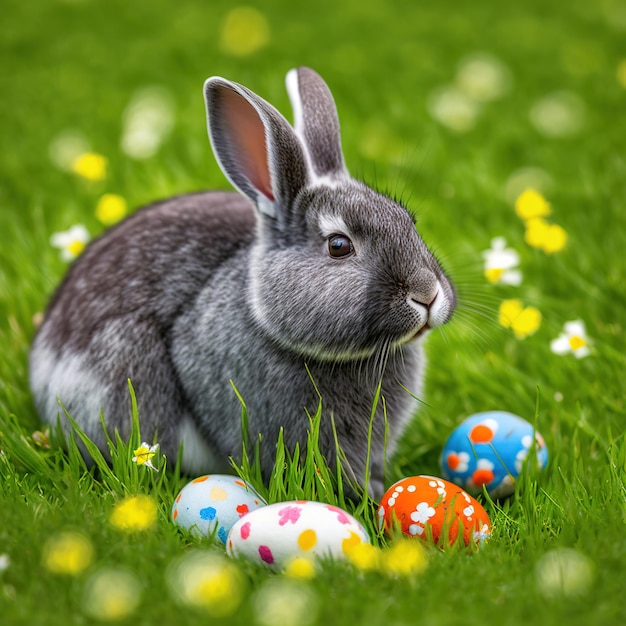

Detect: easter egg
[227,501,370,568]
[441,411,549,498]
[171,474,265,543]
[378,475,491,546]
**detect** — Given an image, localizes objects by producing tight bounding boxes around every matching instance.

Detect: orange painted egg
[378,475,491,546]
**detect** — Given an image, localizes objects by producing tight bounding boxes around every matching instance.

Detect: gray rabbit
[30,67,456,499]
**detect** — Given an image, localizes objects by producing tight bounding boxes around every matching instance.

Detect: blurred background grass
[0,0,625,623]
[2,0,624,451]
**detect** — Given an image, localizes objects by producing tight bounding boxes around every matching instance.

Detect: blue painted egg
[440,411,548,498]
[171,474,265,543]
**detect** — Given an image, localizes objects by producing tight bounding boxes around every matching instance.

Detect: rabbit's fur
[30,68,456,498]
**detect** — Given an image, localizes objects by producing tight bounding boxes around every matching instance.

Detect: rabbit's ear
[285,67,348,180]
[204,78,309,220]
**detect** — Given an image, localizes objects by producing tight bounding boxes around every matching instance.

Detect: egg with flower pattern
[379,475,491,546]
[441,411,548,498]
[171,474,265,543]
[227,501,370,568]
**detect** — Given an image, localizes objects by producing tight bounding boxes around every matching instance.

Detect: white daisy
[550,320,591,358]
[131,442,160,471]
[482,237,523,285]
[50,225,90,262]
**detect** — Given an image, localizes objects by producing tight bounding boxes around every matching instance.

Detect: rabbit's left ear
[286,67,349,180]
[204,77,309,222]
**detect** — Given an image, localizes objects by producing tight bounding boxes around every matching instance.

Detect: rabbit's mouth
[411,323,431,341]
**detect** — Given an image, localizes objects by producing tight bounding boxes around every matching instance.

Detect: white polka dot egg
[226,500,370,568]
[441,411,549,498]
[171,474,265,543]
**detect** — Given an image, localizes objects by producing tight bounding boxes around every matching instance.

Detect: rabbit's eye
[328,234,354,258]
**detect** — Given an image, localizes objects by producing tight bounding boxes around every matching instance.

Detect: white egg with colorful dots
[440,411,548,498]
[226,500,370,568]
[171,474,266,543]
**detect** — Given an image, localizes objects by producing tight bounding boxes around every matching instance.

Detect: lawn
[1,0,625,624]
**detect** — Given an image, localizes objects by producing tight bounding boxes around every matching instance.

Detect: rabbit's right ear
[285,67,348,180]
[204,78,309,221]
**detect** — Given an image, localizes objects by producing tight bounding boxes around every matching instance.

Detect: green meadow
[1,0,625,624]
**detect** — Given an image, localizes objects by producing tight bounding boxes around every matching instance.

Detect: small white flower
[132,442,160,471]
[482,237,522,285]
[455,54,512,102]
[50,225,90,262]
[427,85,481,132]
[121,86,175,159]
[0,554,10,571]
[535,548,595,598]
[550,320,591,358]
[474,523,491,543]
[529,91,586,138]
[48,129,90,171]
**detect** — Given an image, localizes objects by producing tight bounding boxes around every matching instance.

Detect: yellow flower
[96,194,128,225]
[525,218,568,253]
[524,217,550,248]
[515,189,567,254]
[283,556,316,580]
[541,223,567,253]
[83,567,142,620]
[220,7,270,57]
[381,539,428,577]
[484,267,504,283]
[110,495,157,532]
[43,531,94,575]
[515,188,551,221]
[523,311,541,334]
[346,542,382,571]
[498,299,523,325]
[167,551,245,616]
[132,442,159,471]
[32,427,51,449]
[72,152,107,181]
[499,299,542,339]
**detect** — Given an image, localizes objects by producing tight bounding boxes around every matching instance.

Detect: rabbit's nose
[407,270,439,308]
[408,291,438,309]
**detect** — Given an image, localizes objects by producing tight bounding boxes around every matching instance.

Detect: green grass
[1,0,625,624]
